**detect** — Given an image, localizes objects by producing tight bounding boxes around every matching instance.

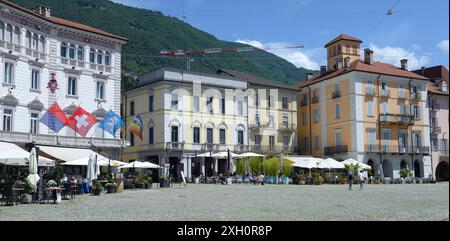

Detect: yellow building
[122,68,298,182]
[297,34,432,179]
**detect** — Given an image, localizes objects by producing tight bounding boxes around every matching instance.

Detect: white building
[0,1,127,159]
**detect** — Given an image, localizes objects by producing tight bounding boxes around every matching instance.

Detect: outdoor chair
[0,184,20,206]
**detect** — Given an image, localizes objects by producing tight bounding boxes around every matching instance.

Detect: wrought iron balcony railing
[324,145,348,155]
[379,114,414,125]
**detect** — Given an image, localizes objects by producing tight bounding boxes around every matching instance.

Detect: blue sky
[112,0,449,70]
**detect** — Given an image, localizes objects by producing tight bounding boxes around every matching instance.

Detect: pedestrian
[359,170,365,191]
[348,170,353,190]
[260,173,265,185]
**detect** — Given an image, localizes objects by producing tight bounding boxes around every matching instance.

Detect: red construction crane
[160,44,304,70]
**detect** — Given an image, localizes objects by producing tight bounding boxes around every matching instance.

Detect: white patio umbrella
[86,154,98,186]
[196,152,213,157]
[118,161,160,169]
[26,147,40,190]
[319,158,345,169]
[289,157,324,169]
[342,158,371,169]
[210,151,238,159]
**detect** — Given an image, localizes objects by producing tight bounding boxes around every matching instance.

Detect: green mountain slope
[11,0,316,88]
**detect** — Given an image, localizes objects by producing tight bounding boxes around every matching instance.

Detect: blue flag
[99,110,125,137]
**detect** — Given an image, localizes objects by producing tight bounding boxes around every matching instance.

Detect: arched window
[400,160,407,169]
[97,50,103,65]
[25,31,32,49]
[60,42,67,57]
[32,33,38,51]
[105,51,111,66]
[89,48,96,63]
[5,24,13,42]
[0,22,4,40]
[39,36,45,52]
[68,43,75,59]
[77,45,83,61]
[13,26,20,45]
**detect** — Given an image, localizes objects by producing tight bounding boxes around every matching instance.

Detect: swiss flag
[68,107,97,137]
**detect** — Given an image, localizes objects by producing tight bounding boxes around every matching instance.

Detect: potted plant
[21,181,34,204]
[314,172,324,185]
[93,182,103,196]
[297,174,305,185]
[160,176,170,188]
[105,182,117,193]
[339,176,347,184]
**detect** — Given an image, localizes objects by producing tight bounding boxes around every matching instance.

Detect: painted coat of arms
[47,73,58,93]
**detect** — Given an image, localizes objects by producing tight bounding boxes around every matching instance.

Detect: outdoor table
[45,187,65,204]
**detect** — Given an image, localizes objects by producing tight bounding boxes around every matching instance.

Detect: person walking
[260,173,265,185]
[359,170,365,191]
[348,170,354,190]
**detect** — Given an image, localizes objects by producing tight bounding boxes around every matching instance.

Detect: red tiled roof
[296,60,429,89]
[0,0,127,42]
[428,83,449,95]
[324,34,362,47]
[412,65,449,96]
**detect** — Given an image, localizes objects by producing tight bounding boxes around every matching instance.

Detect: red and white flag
[68,107,97,137]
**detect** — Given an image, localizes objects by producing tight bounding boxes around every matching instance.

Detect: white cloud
[436,40,449,53]
[368,43,429,69]
[235,39,320,70]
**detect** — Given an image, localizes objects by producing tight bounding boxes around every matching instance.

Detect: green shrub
[235,159,245,175]
[94,182,104,191]
[400,168,411,178]
[262,157,293,176]
[105,183,117,189]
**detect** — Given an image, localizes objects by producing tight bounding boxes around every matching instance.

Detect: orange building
[297,34,432,179]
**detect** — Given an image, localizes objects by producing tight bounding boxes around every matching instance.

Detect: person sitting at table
[69,176,78,187]
[219,173,226,185]
[60,174,68,184]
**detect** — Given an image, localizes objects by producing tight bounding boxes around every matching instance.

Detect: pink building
[413,66,449,181]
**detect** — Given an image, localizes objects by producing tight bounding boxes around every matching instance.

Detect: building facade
[122,68,298,182]
[297,34,432,179]
[413,65,449,181]
[0,1,127,158]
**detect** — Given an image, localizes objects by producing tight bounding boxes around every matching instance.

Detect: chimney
[400,59,408,70]
[364,48,374,65]
[320,66,327,76]
[307,73,314,80]
[344,57,350,71]
[420,66,426,76]
[32,5,51,18]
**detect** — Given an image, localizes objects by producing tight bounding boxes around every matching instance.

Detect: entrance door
[171,126,179,149]
[169,157,183,182]
[414,160,421,178]
[436,162,449,181]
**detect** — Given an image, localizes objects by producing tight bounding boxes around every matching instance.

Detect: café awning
[0,141,55,166]
[38,145,102,162]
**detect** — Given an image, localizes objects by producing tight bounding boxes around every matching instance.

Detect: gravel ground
[0,182,448,221]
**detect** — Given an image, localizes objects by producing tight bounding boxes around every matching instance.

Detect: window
[129,132,134,146]
[413,105,420,119]
[352,45,357,54]
[67,76,77,96]
[39,36,45,53]
[5,24,12,42]
[333,46,337,56]
[193,96,199,112]
[442,81,448,92]
[269,114,274,128]
[68,44,75,59]
[368,129,376,151]
[442,139,448,153]
[382,129,390,151]
[3,109,12,131]
[269,136,275,149]
[237,99,243,116]
[432,138,438,151]
[31,69,40,90]
[255,113,260,125]
[148,95,154,112]
[381,101,388,114]
[171,126,179,142]
[283,135,290,147]
[282,97,289,109]
[77,46,84,61]
[367,100,374,117]
[283,116,289,128]
[193,127,200,144]
[13,27,20,45]
[97,50,103,64]
[221,98,226,115]
[32,33,38,51]
[413,132,421,150]
[0,22,4,41]
[302,112,307,125]
[237,130,244,145]
[105,52,111,66]
[30,113,39,134]
[171,94,178,110]
[399,83,405,97]
[4,62,14,84]
[25,31,31,48]
[148,127,154,144]
[335,129,342,146]
[255,92,259,107]
[130,101,135,116]
[207,128,213,144]
[268,95,273,108]
[206,97,213,113]
[96,81,105,100]
[303,137,309,151]
[367,80,374,94]
[334,83,340,93]
[314,136,320,150]
[61,42,68,58]
[255,135,262,146]
[220,129,226,145]
[89,49,95,63]
[399,131,408,152]
[313,109,320,122]
[346,44,350,53]
[335,103,341,119]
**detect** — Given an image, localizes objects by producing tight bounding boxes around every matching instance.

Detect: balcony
[311,96,319,104]
[25,48,46,61]
[332,91,341,99]
[366,87,375,96]
[0,130,122,148]
[300,99,308,107]
[249,121,269,131]
[379,114,414,125]
[60,57,112,73]
[411,92,421,101]
[431,126,442,134]
[278,123,297,133]
[365,144,429,155]
[430,104,440,112]
[380,89,390,98]
[324,145,348,155]
[0,41,22,53]
[165,142,185,151]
